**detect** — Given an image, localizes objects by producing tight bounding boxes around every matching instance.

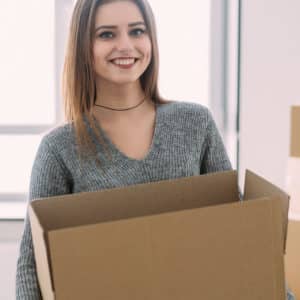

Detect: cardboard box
[29,170,289,300]
[285,106,300,298]
[285,220,300,298]
[290,106,300,158]
[287,106,300,216]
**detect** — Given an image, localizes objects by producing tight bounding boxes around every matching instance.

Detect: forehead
[95,1,144,26]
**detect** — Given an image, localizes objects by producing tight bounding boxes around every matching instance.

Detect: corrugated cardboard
[285,106,300,298]
[290,106,300,157]
[285,220,300,298]
[29,170,289,300]
[243,170,290,253]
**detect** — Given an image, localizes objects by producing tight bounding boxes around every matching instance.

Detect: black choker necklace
[94,96,147,111]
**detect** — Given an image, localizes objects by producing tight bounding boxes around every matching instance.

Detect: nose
[115,31,134,53]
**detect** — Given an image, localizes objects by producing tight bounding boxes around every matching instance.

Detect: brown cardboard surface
[244,169,290,252]
[290,106,300,157]
[28,206,54,300]
[285,220,300,298]
[48,198,284,300]
[31,170,238,230]
[29,170,288,300]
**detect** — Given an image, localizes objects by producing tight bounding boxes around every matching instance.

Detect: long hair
[62,0,168,165]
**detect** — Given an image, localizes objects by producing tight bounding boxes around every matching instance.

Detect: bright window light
[148,0,210,106]
[0,135,43,194]
[0,0,55,125]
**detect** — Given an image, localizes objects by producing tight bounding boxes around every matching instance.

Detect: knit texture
[16,101,232,299]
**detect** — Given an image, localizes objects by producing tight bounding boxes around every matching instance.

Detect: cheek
[146,38,152,56]
[92,53,110,76]
[93,43,108,65]
[141,38,152,62]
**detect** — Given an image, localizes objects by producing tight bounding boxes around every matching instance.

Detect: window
[149,0,210,106]
[0,0,233,219]
[0,0,74,218]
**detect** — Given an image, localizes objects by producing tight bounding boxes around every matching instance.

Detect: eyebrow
[95,21,146,33]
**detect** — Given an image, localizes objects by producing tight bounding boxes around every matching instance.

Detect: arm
[16,137,72,300]
[200,108,232,174]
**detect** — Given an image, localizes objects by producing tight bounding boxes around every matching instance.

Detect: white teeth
[112,58,135,65]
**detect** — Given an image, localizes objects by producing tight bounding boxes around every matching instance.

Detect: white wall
[239,0,300,189]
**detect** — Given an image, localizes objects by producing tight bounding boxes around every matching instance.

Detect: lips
[109,57,139,69]
[112,58,135,65]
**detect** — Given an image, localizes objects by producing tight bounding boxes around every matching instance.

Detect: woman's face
[92,1,152,86]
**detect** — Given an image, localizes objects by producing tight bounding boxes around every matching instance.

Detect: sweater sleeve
[200,108,232,173]
[16,137,72,300]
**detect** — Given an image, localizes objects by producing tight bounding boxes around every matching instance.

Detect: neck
[95,80,145,109]
[93,80,154,123]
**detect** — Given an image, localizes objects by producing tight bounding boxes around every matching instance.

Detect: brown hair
[62,0,168,165]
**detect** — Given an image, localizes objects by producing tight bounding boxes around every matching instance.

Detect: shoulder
[38,122,75,155]
[28,123,75,185]
[158,100,212,127]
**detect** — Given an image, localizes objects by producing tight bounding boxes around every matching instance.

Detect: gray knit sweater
[15,101,231,299]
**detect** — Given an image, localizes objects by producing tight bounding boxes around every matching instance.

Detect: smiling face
[92,1,152,87]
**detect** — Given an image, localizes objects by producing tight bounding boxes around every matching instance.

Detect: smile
[110,57,138,69]
[112,58,136,65]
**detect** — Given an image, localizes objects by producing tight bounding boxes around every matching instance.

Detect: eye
[130,28,146,37]
[98,31,114,39]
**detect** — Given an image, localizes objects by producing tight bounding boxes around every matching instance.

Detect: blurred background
[0,0,300,298]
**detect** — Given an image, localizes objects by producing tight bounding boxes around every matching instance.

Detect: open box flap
[30,170,239,231]
[28,205,55,300]
[243,169,290,253]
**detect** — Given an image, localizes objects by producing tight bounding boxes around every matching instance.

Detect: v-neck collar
[90,102,162,163]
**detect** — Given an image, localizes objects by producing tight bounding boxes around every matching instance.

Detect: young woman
[16,0,232,298]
